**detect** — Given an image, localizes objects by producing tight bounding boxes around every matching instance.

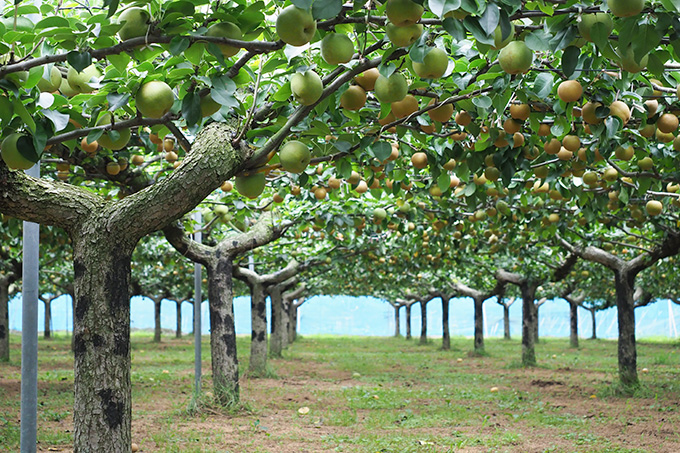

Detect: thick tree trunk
[70,292,76,353]
[589,308,597,339]
[473,297,484,353]
[405,304,412,340]
[270,290,284,357]
[615,269,638,387]
[44,298,52,339]
[569,301,579,348]
[520,283,537,366]
[205,260,239,404]
[153,297,162,343]
[248,282,268,375]
[419,300,427,345]
[0,276,10,361]
[72,237,134,453]
[503,303,511,340]
[175,301,182,339]
[441,297,450,350]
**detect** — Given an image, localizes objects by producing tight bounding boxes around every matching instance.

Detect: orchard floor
[2,333,680,452]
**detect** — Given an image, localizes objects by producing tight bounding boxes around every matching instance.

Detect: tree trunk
[589,308,597,339]
[473,296,484,354]
[405,304,412,340]
[248,282,267,375]
[290,306,298,342]
[72,237,134,453]
[393,304,401,337]
[70,292,76,353]
[0,276,10,361]
[520,283,537,367]
[44,298,52,339]
[569,301,579,348]
[270,289,284,357]
[175,301,182,339]
[281,298,290,350]
[419,300,427,345]
[153,297,162,343]
[205,259,239,404]
[503,303,511,340]
[287,300,296,343]
[532,302,539,344]
[441,297,450,350]
[615,269,638,387]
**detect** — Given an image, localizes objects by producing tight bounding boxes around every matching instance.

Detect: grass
[1,332,680,452]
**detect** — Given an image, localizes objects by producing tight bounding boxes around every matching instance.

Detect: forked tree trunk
[0,276,10,361]
[473,296,484,354]
[405,303,412,340]
[72,237,134,453]
[520,283,537,367]
[205,259,239,404]
[419,300,427,345]
[153,297,162,343]
[569,301,579,348]
[248,281,267,375]
[175,301,182,338]
[615,269,638,387]
[441,296,450,350]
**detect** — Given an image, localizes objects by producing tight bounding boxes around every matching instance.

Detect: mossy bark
[269,287,284,357]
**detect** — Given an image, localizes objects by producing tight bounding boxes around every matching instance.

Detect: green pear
[276,5,317,46]
[290,70,323,106]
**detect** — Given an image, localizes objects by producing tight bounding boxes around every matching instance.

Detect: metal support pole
[193,211,202,394]
[20,163,40,453]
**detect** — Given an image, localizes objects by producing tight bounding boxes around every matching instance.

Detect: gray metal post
[20,163,40,453]
[193,211,202,393]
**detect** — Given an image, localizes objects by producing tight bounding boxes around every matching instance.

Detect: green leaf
[292,0,313,9]
[0,96,13,126]
[478,3,500,36]
[371,141,392,162]
[17,135,40,164]
[169,36,190,56]
[463,17,494,45]
[35,17,70,29]
[105,0,120,18]
[184,43,205,66]
[41,109,70,131]
[13,98,35,133]
[107,93,130,112]
[108,53,130,73]
[532,72,554,99]
[66,51,92,73]
[181,91,202,127]
[428,0,462,16]
[312,0,343,19]
[550,116,569,137]
[442,17,465,41]
[32,119,53,156]
[472,95,492,109]
[525,30,550,51]
[437,171,450,193]
[561,46,580,78]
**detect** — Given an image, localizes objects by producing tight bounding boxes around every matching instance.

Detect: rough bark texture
[615,269,638,387]
[520,282,537,367]
[441,296,450,350]
[71,233,135,453]
[503,304,511,339]
[283,286,304,344]
[269,287,284,357]
[205,258,239,404]
[248,281,267,375]
[175,301,182,338]
[0,276,10,361]
[419,299,428,345]
[532,301,541,344]
[405,303,412,340]
[473,297,484,353]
